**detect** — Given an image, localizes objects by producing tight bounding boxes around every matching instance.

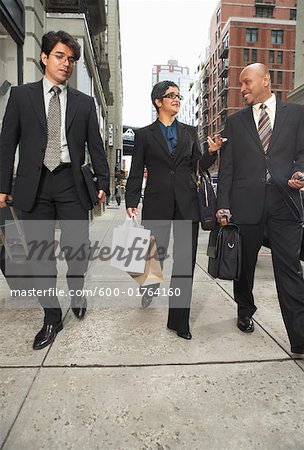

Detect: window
[269,71,274,83]
[216,8,221,24]
[290,9,297,20]
[246,28,258,43]
[256,6,273,18]
[271,30,284,45]
[277,71,283,84]
[269,50,274,64]
[244,48,249,63]
[252,49,257,63]
[277,51,283,64]
[222,32,229,52]
[276,91,282,100]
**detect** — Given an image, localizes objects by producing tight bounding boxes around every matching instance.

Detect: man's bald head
[239,63,272,106]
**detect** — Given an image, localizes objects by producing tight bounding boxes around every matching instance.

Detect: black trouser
[143,202,199,334]
[22,166,90,325]
[234,183,304,349]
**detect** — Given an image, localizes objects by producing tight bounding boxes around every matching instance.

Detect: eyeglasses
[162,93,184,101]
[49,52,77,65]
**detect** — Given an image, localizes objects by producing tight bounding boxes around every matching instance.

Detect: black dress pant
[234,183,304,349]
[22,166,90,325]
[143,202,199,333]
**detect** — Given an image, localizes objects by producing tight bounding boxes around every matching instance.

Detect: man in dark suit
[126,80,219,340]
[216,63,304,354]
[0,31,109,350]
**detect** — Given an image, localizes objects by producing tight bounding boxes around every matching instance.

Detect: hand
[98,190,106,203]
[207,134,228,153]
[0,193,12,208]
[216,209,231,226]
[127,207,138,218]
[288,171,304,190]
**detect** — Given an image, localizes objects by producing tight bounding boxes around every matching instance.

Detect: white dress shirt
[43,76,71,163]
[252,93,276,131]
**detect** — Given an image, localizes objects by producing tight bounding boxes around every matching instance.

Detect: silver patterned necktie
[258,103,272,182]
[44,86,61,171]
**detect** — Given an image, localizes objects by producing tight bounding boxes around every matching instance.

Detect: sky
[119,0,219,127]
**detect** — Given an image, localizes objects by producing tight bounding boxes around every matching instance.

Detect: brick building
[198,0,297,148]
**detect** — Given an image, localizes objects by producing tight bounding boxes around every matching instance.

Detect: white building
[151,59,192,122]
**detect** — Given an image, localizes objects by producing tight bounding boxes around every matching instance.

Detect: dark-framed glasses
[162,92,184,101]
[49,52,77,65]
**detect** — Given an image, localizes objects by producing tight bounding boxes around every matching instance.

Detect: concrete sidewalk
[1,203,304,450]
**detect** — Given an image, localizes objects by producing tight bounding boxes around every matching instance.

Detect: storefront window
[0,23,18,132]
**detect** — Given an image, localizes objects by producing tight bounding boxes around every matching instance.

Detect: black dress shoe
[291,347,304,355]
[71,296,87,319]
[167,326,192,340]
[237,316,254,333]
[141,292,154,309]
[33,322,63,350]
[177,330,192,340]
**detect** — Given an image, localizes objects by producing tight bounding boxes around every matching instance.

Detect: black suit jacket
[217,100,304,224]
[0,80,109,211]
[126,119,216,221]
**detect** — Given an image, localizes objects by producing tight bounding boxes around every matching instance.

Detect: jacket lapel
[267,100,288,152]
[150,120,171,155]
[240,107,264,155]
[66,86,80,131]
[174,121,188,166]
[28,80,47,131]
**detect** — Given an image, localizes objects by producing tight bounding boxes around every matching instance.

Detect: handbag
[81,164,99,207]
[196,161,217,230]
[110,217,151,273]
[129,235,164,286]
[207,223,242,280]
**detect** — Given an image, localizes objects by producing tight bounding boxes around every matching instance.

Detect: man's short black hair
[39,30,81,72]
[151,80,179,113]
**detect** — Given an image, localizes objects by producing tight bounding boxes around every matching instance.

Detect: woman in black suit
[126,80,221,339]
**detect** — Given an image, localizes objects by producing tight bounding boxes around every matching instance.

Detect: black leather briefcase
[207,223,242,280]
[81,164,99,208]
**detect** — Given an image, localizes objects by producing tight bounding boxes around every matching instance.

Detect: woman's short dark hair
[151,80,179,113]
[39,30,81,72]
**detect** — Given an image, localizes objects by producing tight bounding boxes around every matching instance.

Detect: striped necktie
[44,86,61,171]
[258,103,272,153]
[258,103,272,182]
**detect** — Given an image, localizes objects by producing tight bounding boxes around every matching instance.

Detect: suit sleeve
[216,117,234,210]
[125,129,145,208]
[86,97,110,195]
[0,87,20,194]
[192,127,217,171]
[294,105,304,174]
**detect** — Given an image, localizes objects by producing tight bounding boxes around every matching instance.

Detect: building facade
[198,0,297,149]
[288,0,304,104]
[106,0,123,196]
[151,59,192,122]
[0,0,123,210]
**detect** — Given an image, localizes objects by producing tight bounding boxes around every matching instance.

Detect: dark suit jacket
[217,100,304,224]
[0,80,109,211]
[126,119,216,221]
